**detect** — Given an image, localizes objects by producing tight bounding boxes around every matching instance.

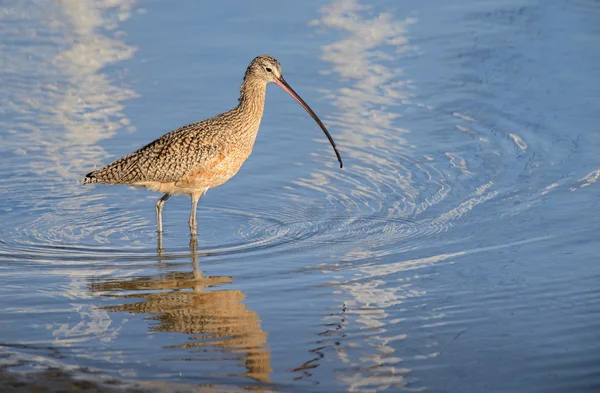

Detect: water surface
[1,0,599,392]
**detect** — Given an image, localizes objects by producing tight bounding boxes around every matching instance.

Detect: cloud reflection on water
[305,1,463,390]
[0,0,137,185]
[0,0,139,364]
[0,0,146,246]
[295,0,451,223]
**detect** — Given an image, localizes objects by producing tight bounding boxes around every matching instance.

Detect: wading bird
[84,55,343,235]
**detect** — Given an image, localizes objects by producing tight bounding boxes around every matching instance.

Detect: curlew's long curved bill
[274,77,343,168]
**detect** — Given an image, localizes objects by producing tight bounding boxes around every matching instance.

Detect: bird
[83,55,343,236]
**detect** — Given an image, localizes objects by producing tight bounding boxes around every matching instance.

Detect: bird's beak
[274,76,343,168]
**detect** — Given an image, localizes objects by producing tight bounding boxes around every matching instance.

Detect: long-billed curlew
[84,55,343,235]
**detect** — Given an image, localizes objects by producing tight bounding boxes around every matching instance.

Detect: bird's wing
[88,122,224,184]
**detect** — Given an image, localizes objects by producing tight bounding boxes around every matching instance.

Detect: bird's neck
[222,76,267,153]
[236,76,267,120]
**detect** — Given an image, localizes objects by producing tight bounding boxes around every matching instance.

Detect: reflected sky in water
[1,0,600,392]
[0,0,145,371]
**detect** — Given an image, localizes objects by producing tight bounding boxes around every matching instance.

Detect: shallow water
[1,0,599,392]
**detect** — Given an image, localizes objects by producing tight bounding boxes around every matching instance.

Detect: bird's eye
[265,67,272,73]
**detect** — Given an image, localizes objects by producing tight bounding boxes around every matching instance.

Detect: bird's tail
[83,171,99,184]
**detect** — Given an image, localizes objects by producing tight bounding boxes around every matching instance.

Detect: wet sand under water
[0,368,215,393]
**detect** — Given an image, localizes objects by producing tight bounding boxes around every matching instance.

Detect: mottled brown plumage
[84,55,342,235]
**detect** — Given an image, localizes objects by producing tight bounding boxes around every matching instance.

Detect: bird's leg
[189,191,202,236]
[155,193,171,233]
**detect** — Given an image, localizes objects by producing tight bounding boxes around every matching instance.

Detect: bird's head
[244,54,283,84]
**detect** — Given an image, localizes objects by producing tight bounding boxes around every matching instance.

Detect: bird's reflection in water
[89,241,272,385]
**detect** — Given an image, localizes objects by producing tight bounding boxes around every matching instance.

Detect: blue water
[1,0,599,392]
